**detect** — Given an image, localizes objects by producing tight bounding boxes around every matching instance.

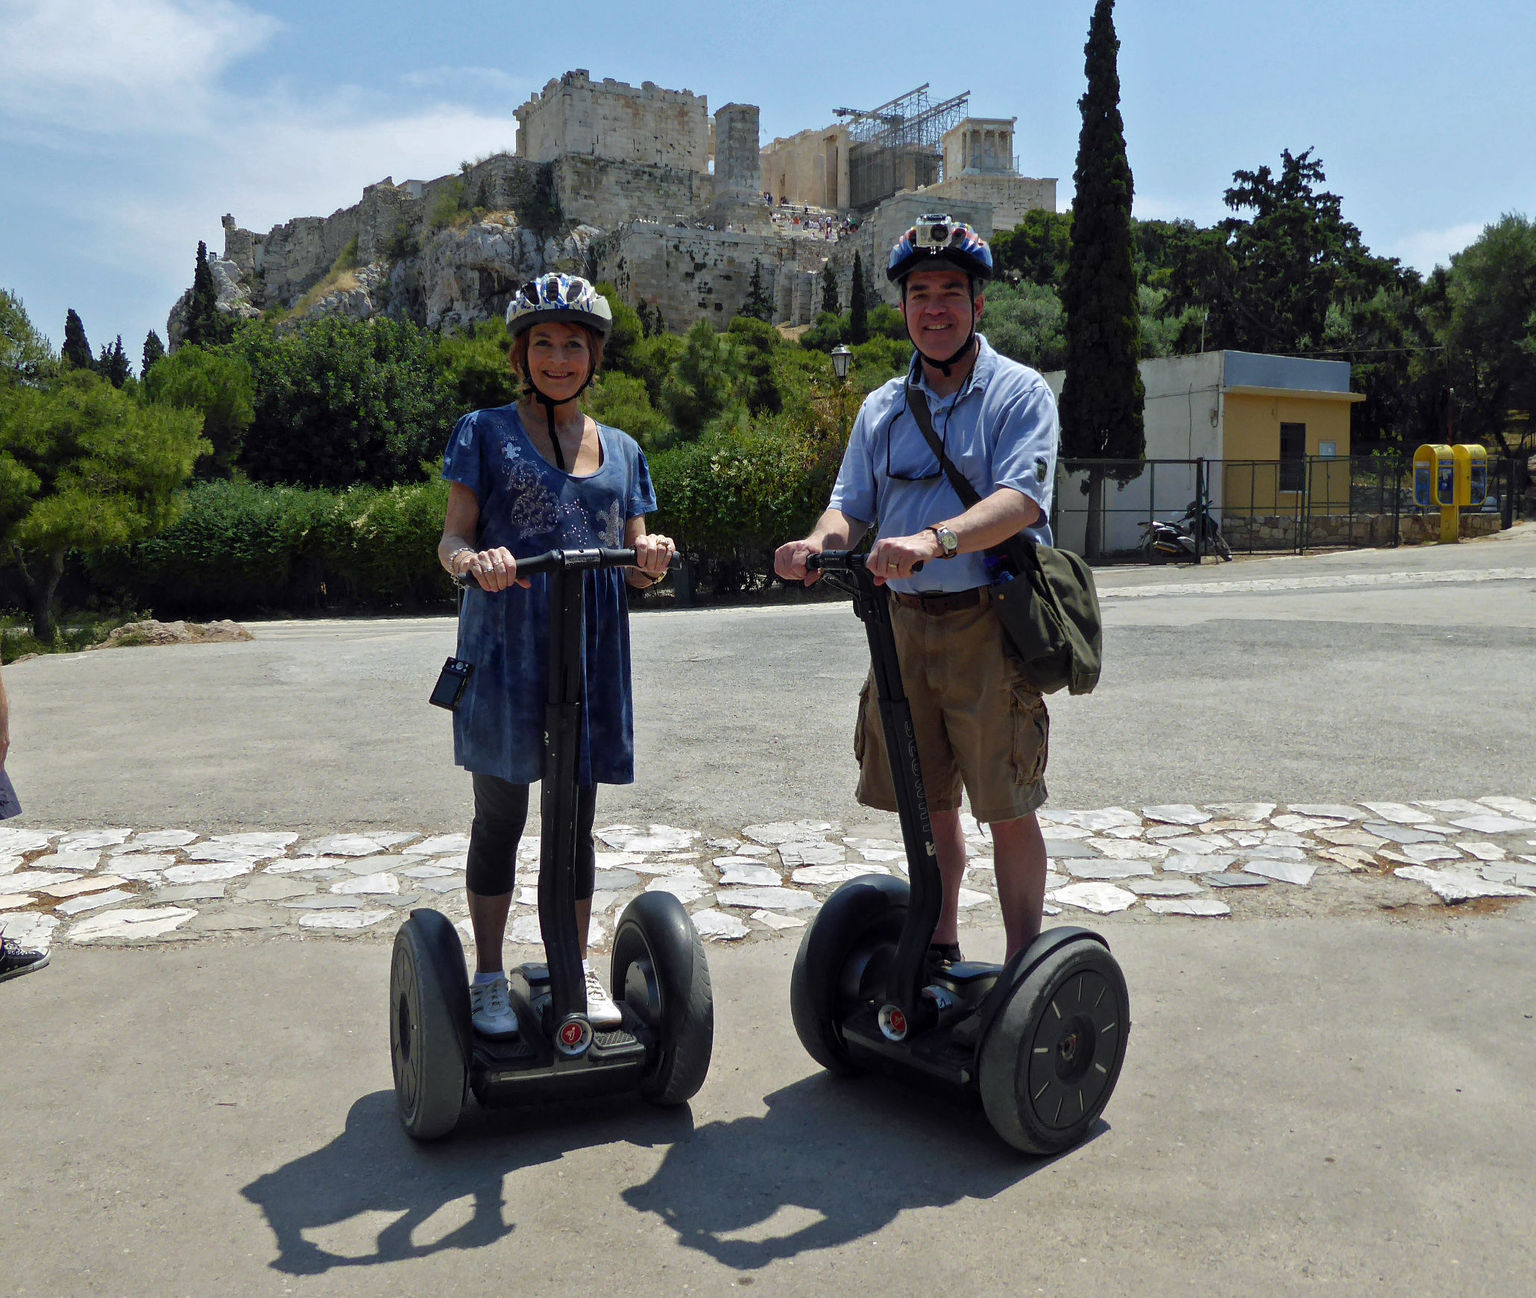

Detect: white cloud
[1387,222,1488,275]
[402,65,537,102]
[0,0,523,341]
[0,0,282,135]
[110,104,523,272]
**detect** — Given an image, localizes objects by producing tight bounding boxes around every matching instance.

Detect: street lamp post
[829,344,853,447]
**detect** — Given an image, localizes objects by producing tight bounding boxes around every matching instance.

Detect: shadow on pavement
[241,1088,694,1275]
[623,1072,1097,1268]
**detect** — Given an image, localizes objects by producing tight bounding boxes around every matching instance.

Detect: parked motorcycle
[1137,499,1233,563]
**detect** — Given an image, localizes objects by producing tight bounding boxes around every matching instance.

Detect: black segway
[789,551,1128,1155]
[390,547,713,1139]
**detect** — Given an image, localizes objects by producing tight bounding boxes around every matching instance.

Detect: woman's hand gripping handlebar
[453,546,677,591]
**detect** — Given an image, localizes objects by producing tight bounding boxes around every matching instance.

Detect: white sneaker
[470,974,519,1037]
[583,962,623,1029]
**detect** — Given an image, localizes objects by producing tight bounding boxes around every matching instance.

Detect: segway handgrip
[455,547,679,585]
[807,551,923,574]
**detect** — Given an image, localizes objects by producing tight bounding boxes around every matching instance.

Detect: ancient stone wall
[243,209,361,309]
[554,155,711,230]
[595,224,848,332]
[850,193,997,307]
[760,125,848,211]
[516,69,708,171]
[921,174,1055,234]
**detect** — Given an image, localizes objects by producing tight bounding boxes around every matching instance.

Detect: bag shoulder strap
[905,383,1031,573]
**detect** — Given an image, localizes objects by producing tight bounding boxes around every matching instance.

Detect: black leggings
[465,772,596,900]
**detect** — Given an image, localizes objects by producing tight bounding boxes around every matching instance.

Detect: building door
[1280,422,1306,492]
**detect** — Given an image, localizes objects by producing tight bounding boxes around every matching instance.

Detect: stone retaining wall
[1222,512,1503,551]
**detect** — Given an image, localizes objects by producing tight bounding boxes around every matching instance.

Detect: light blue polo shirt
[828,335,1059,595]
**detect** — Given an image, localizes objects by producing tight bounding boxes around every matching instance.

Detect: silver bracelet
[446,546,475,575]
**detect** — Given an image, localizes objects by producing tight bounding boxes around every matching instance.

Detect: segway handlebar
[807,551,923,574]
[455,547,679,586]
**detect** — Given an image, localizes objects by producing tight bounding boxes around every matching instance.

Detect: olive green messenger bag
[904,384,1102,696]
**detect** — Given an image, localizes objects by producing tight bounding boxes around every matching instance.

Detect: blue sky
[2,0,1532,368]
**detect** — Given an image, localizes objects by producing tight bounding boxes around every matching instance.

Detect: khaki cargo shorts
[854,586,1049,825]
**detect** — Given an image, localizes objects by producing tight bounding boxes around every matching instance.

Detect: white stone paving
[0,799,1531,955]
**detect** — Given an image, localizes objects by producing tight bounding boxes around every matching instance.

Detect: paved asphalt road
[3,527,1534,1295]
[8,523,1536,835]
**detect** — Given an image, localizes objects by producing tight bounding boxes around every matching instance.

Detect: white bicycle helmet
[505,273,613,340]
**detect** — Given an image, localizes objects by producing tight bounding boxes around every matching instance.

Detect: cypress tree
[62,308,93,370]
[741,259,773,322]
[1059,0,1145,558]
[142,330,166,376]
[820,263,839,315]
[100,335,130,388]
[186,241,224,346]
[849,250,869,344]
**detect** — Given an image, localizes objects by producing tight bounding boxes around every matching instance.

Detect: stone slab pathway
[2,796,1532,955]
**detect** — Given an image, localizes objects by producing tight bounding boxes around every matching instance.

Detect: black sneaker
[0,937,49,983]
[927,942,964,971]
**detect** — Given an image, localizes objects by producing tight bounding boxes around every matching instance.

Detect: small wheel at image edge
[611,891,713,1105]
[389,911,470,1141]
[978,937,1129,1156]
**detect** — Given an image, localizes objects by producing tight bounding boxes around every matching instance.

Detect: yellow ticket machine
[1414,444,1458,542]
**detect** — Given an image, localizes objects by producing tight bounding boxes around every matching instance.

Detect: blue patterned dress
[441,405,657,786]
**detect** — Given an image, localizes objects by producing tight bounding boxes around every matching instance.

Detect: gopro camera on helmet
[914,214,955,249]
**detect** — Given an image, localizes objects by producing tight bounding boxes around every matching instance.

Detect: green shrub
[649,411,843,597]
[87,477,452,616]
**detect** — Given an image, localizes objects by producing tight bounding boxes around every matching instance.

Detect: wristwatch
[928,525,959,558]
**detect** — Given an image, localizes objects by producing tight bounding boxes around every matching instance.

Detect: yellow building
[1042,351,1364,554]
[1218,351,1364,515]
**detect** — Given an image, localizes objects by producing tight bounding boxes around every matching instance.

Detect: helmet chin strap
[523,355,598,473]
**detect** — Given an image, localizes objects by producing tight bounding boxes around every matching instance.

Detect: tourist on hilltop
[437,273,674,1038]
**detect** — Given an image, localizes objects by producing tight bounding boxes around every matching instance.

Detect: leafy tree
[820,263,840,315]
[0,369,206,637]
[726,316,783,416]
[61,309,93,370]
[185,241,228,347]
[228,317,457,488]
[660,322,732,441]
[98,335,130,388]
[594,283,643,376]
[1059,0,1144,558]
[800,311,850,352]
[587,371,674,450]
[143,342,256,476]
[741,260,773,324]
[1440,213,1536,459]
[435,319,518,414]
[849,251,869,344]
[993,209,1073,287]
[1212,148,1366,353]
[142,330,166,378]
[983,281,1068,372]
[1,291,54,387]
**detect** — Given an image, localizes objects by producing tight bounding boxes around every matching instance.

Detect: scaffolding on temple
[834,84,971,212]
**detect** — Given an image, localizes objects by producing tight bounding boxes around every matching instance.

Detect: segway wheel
[978,935,1129,1155]
[389,910,470,1140]
[789,874,909,1074]
[611,891,713,1105]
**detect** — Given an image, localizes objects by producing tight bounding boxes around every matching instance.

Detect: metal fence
[1053,453,1526,562]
